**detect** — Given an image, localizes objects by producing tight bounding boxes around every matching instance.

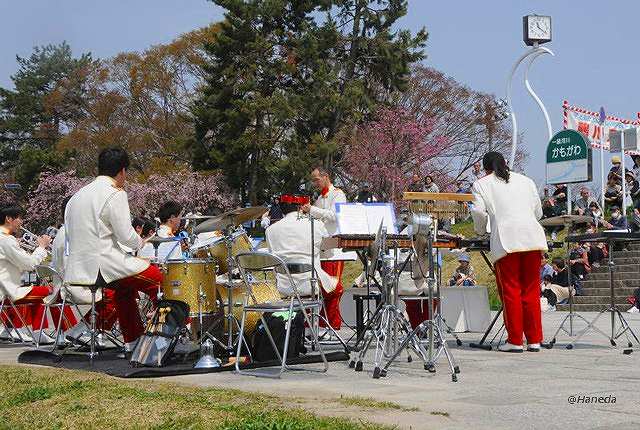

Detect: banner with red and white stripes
[562,100,639,152]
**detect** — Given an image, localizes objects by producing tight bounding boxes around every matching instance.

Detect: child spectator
[449,253,475,286]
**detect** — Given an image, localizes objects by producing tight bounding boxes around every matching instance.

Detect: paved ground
[3,311,640,430]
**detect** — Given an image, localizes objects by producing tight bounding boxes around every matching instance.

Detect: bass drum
[161,259,218,316]
[216,280,281,335]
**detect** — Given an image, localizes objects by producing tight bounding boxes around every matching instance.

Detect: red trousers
[82,288,117,331]
[1,285,77,330]
[113,265,161,343]
[404,298,439,330]
[319,261,344,329]
[495,250,543,346]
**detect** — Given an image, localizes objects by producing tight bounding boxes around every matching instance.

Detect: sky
[1,0,638,189]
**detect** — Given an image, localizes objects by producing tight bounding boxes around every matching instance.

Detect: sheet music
[336,203,397,235]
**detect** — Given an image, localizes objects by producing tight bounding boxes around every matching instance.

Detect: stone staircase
[556,246,640,312]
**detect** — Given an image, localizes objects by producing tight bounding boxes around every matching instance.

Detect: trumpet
[19,226,52,253]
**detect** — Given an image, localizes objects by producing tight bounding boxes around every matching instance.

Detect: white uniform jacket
[64,176,149,286]
[471,172,547,263]
[265,212,337,296]
[156,224,183,260]
[309,185,356,261]
[0,228,48,301]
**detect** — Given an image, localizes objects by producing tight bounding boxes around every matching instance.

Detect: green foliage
[192,0,427,204]
[0,42,92,191]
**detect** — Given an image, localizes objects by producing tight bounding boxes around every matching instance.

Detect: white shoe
[124,337,140,352]
[12,327,33,343]
[498,342,523,353]
[33,330,56,345]
[527,343,541,352]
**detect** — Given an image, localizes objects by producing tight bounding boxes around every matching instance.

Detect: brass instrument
[19,226,51,253]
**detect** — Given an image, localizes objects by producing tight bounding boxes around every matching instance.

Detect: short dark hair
[552,257,565,269]
[312,165,331,179]
[142,218,157,237]
[425,175,433,182]
[0,202,25,224]
[280,202,299,215]
[132,217,146,230]
[61,196,71,224]
[543,274,552,283]
[158,201,182,223]
[98,147,130,177]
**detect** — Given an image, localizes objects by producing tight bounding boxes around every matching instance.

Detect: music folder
[335,203,397,235]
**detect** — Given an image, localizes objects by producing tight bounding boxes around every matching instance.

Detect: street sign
[546,129,592,184]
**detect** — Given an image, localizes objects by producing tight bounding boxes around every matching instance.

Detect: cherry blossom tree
[340,107,452,203]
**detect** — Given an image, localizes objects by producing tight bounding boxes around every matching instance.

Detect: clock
[523,15,552,46]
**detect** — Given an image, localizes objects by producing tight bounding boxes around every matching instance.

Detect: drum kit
[145,205,278,367]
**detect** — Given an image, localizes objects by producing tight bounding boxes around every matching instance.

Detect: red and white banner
[562,100,639,152]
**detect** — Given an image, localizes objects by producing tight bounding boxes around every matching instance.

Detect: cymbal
[539,215,593,227]
[146,236,179,245]
[181,214,216,220]
[194,206,267,234]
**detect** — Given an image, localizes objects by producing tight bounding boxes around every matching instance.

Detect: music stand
[542,215,593,348]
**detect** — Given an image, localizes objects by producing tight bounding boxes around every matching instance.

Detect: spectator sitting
[552,184,568,214]
[540,253,554,280]
[540,275,557,312]
[573,187,597,215]
[424,175,440,193]
[454,180,468,194]
[570,242,591,277]
[604,176,623,209]
[626,171,640,208]
[407,173,424,192]
[632,155,640,183]
[549,258,574,302]
[609,156,623,184]
[356,184,376,203]
[632,200,640,232]
[587,202,604,227]
[603,205,628,230]
[448,253,475,286]
[585,241,605,267]
[542,198,563,239]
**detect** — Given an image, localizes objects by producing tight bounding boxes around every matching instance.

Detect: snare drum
[191,229,252,274]
[161,259,217,315]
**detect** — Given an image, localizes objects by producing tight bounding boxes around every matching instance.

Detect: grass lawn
[0,365,391,430]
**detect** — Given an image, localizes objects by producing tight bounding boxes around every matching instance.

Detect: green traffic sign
[546,129,592,184]
[546,129,589,163]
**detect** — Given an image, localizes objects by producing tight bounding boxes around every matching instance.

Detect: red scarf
[321,186,330,197]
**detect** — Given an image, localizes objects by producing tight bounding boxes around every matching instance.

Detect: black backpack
[130,299,190,367]
[251,311,307,362]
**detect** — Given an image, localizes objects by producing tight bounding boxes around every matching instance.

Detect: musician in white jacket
[266,194,337,297]
[0,202,53,341]
[64,148,162,350]
[301,166,356,330]
[471,152,548,353]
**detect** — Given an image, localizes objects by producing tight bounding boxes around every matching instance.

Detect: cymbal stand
[351,229,428,378]
[221,225,244,353]
[381,229,459,382]
[546,219,592,348]
[565,237,639,351]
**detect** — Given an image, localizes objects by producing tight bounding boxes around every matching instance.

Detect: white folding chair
[234,251,328,378]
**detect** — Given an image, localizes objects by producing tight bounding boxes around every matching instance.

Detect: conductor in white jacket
[471,152,548,353]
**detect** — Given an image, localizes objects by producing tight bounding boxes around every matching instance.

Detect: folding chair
[234,251,328,378]
[0,280,40,346]
[33,265,84,352]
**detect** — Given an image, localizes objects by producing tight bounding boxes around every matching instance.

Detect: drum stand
[546,219,591,348]
[350,230,430,379]
[381,234,459,382]
[564,238,639,352]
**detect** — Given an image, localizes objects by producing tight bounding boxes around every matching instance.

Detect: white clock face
[528,16,551,40]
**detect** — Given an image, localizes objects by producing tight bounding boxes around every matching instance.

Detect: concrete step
[590,264,638,273]
[572,295,630,305]
[581,287,637,297]
[582,280,640,289]
[555,303,634,312]
[607,257,640,265]
[610,250,640,258]
[587,271,640,281]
